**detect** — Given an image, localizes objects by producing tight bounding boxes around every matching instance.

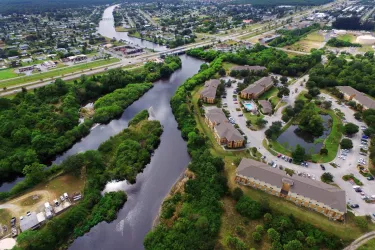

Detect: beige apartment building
[200,79,220,104]
[205,108,245,149]
[337,86,375,110]
[235,158,346,221]
[240,76,274,100]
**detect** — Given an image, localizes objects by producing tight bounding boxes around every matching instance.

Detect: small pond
[277,115,332,154]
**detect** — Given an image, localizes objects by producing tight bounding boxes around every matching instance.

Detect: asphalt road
[221,75,375,216]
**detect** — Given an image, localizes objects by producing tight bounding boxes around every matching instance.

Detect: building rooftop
[230,65,267,72]
[205,108,227,125]
[237,158,346,213]
[20,212,40,232]
[336,86,375,109]
[258,100,272,114]
[215,122,244,142]
[201,79,220,99]
[241,76,274,96]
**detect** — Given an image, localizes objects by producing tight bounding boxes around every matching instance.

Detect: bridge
[102,17,114,21]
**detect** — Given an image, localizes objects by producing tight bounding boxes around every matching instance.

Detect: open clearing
[0,68,19,80]
[0,209,12,237]
[338,33,356,43]
[0,174,84,219]
[285,31,325,53]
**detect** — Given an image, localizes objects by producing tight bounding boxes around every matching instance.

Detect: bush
[354,217,368,231]
[232,187,244,201]
[252,231,262,242]
[235,196,264,220]
[321,172,334,183]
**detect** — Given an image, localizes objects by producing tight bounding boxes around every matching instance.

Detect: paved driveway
[222,75,375,216]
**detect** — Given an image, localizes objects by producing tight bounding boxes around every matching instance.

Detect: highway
[0,0,341,96]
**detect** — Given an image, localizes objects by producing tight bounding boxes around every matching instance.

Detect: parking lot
[221,74,375,216]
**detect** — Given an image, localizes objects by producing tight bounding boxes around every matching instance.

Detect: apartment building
[336,86,375,110]
[205,108,245,149]
[200,79,220,104]
[240,76,274,100]
[235,158,346,220]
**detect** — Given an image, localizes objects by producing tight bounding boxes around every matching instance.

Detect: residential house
[258,100,272,114]
[336,86,375,110]
[235,158,346,220]
[200,79,220,104]
[240,76,274,99]
[205,108,245,148]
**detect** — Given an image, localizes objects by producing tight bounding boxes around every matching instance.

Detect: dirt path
[343,231,375,250]
[0,190,52,217]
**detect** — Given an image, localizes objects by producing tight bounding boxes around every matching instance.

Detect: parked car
[26,211,31,216]
[320,164,326,170]
[10,217,16,226]
[277,154,281,158]
[367,176,375,181]
[350,204,359,208]
[355,188,362,193]
[238,114,243,117]
[261,155,266,159]
[288,158,293,163]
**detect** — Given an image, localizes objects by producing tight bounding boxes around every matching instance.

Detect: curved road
[343,231,375,250]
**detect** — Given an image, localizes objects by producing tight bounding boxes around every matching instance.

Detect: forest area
[15,111,162,250]
[0,56,181,198]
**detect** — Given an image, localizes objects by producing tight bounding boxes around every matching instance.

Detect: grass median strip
[0,58,119,89]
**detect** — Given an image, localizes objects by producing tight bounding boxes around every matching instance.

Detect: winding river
[98,5,168,52]
[1,6,202,249]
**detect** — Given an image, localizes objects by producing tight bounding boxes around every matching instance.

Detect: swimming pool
[244,103,254,110]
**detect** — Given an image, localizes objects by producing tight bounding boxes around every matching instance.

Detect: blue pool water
[244,103,253,110]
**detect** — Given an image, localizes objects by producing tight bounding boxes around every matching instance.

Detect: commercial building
[200,79,220,104]
[205,108,245,148]
[336,86,375,110]
[240,76,274,99]
[235,158,346,220]
[20,213,41,232]
[18,65,34,73]
[65,54,88,63]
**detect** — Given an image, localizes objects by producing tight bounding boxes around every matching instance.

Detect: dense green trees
[340,138,353,149]
[326,38,361,48]
[344,123,359,136]
[292,144,306,163]
[309,54,375,98]
[16,112,161,250]
[298,103,324,136]
[265,121,282,140]
[269,23,320,47]
[0,56,181,187]
[188,44,322,77]
[93,84,152,123]
[321,172,334,183]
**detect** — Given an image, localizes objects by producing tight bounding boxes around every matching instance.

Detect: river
[1,7,203,250]
[98,5,168,51]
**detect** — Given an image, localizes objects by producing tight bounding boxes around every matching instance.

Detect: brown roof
[241,76,274,96]
[258,100,272,114]
[237,158,346,213]
[205,108,227,125]
[215,122,244,142]
[231,65,267,72]
[337,86,375,109]
[200,79,220,99]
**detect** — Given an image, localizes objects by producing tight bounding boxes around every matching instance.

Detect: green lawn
[0,58,119,89]
[259,86,278,101]
[311,109,343,163]
[0,68,18,80]
[337,34,356,43]
[244,112,264,130]
[358,238,375,250]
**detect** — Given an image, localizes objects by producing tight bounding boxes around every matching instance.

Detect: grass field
[0,58,119,89]
[285,31,325,53]
[338,33,356,43]
[222,62,237,73]
[358,238,375,250]
[259,86,278,101]
[0,68,19,80]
